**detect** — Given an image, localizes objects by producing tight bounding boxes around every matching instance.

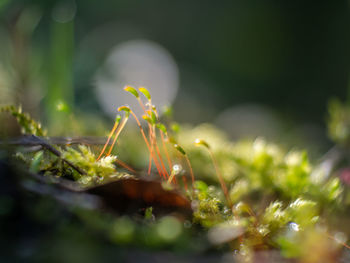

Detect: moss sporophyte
[3,94,350,258]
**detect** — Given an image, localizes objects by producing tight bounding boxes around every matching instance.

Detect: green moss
[6,94,350,259]
[61,145,133,186]
[0,105,47,136]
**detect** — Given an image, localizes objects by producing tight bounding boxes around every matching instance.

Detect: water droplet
[288,222,300,232]
[334,232,347,244]
[172,164,182,175]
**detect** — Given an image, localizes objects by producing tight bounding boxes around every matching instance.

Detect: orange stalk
[208,149,232,207]
[147,125,154,175]
[182,176,188,191]
[195,139,231,207]
[97,116,121,161]
[154,134,169,178]
[185,156,195,186]
[129,110,164,177]
[138,98,168,178]
[160,131,173,170]
[137,97,155,175]
[115,159,136,173]
[106,116,128,156]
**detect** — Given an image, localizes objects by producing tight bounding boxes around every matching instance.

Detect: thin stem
[137,97,154,175]
[161,131,173,170]
[137,98,168,178]
[115,159,136,173]
[97,119,119,161]
[153,128,169,178]
[167,170,177,184]
[182,176,188,192]
[325,233,350,250]
[106,116,128,156]
[129,110,163,177]
[208,149,232,208]
[185,155,195,187]
[147,154,153,174]
[137,98,148,114]
[147,124,154,175]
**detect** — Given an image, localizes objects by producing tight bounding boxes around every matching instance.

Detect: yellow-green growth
[173,143,195,188]
[167,164,182,184]
[139,87,151,101]
[124,86,139,98]
[0,105,47,136]
[194,138,231,207]
[106,113,129,156]
[97,114,122,160]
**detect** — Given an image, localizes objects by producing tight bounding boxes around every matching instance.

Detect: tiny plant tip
[194,138,210,149]
[150,111,157,123]
[174,144,186,156]
[124,86,139,98]
[139,87,151,100]
[156,123,167,134]
[142,115,153,125]
[118,106,131,112]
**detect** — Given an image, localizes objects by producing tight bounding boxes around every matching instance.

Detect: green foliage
[327,99,350,145]
[7,94,350,260]
[124,86,139,98]
[62,145,132,186]
[193,181,229,228]
[138,87,151,101]
[156,123,167,134]
[30,151,44,173]
[0,105,47,136]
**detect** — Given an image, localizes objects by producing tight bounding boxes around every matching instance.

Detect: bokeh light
[95,39,179,118]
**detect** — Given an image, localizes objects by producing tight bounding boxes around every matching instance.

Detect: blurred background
[0,0,349,155]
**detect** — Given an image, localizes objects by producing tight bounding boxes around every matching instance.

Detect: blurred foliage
[1,1,350,262]
[0,0,348,131]
[328,99,350,146]
[62,145,133,186]
[4,101,350,262]
[0,105,46,136]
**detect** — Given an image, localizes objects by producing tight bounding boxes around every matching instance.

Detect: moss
[61,145,133,186]
[6,92,350,259]
[0,105,46,136]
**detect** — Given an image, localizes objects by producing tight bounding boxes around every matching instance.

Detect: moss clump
[5,92,350,260]
[62,145,133,186]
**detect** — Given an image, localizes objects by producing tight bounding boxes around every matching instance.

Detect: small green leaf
[30,151,44,173]
[142,115,154,125]
[139,87,151,100]
[124,86,139,98]
[149,110,157,124]
[0,105,47,136]
[174,144,186,155]
[118,106,130,118]
[194,138,210,149]
[156,123,167,134]
[118,106,130,112]
[162,105,173,118]
[56,100,70,113]
[194,180,208,193]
